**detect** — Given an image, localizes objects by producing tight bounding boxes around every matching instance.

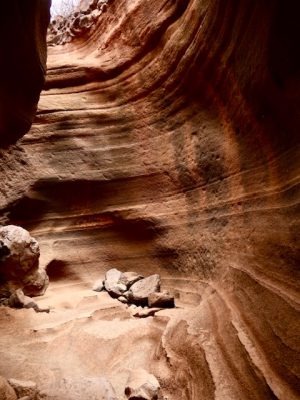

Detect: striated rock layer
[0,0,299,399]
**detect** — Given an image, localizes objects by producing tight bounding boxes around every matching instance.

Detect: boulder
[8,379,37,400]
[0,376,17,400]
[0,226,49,298]
[127,274,160,305]
[104,268,127,297]
[92,279,104,292]
[104,268,122,290]
[125,368,160,400]
[120,271,144,288]
[148,291,175,308]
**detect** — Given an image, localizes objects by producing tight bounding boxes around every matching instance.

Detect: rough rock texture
[48,0,110,46]
[0,0,299,399]
[0,226,48,297]
[0,1,50,146]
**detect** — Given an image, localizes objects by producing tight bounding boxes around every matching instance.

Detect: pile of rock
[93,268,175,309]
[48,0,110,46]
[0,376,40,400]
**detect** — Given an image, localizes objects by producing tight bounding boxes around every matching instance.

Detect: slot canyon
[0,0,299,399]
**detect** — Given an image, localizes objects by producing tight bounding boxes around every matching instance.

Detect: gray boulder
[104,268,127,298]
[127,274,160,305]
[104,268,122,291]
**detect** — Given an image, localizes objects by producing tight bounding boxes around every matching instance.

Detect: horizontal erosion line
[157,202,300,228]
[226,264,300,309]
[20,200,299,236]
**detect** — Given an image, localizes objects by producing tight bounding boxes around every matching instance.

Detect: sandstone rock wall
[0,1,50,145]
[0,0,299,398]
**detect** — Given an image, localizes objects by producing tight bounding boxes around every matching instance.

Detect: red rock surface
[0,0,299,399]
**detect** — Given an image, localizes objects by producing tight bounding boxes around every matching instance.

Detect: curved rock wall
[0,0,51,145]
[0,0,299,398]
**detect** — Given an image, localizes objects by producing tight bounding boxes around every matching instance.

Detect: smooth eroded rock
[0,376,17,400]
[125,368,160,400]
[92,279,104,292]
[131,307,163,318]
[118,295,128,303]
[8,379,37,400]
[0,1,50,145]
[45,376,118,400]
[8,289,49,313]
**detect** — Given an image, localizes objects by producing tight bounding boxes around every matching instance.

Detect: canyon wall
[0,0,299,398]
[0,0,50,145]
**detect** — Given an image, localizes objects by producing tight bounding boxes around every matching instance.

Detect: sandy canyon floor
[0,270,203,399]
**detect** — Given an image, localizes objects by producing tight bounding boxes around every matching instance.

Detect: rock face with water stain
[0,0,299,399]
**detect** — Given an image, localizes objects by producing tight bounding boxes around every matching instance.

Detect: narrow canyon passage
[0,0,299,399]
